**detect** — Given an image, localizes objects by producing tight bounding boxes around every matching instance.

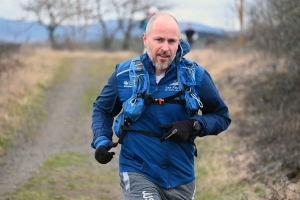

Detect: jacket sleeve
[91,70,122,149]
[191,70,231,136]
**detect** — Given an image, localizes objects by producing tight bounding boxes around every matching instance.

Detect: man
[184,23,197,47]
[140,6,158,33]
[140,6,158,53]
[91,13,231,200]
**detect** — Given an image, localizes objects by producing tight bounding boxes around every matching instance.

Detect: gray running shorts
[119,172,196,200]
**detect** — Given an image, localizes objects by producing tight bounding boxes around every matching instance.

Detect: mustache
[157,51,171,56]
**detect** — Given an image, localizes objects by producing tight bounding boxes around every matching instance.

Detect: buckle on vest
[124,117,132,125]
[154,98,165,105]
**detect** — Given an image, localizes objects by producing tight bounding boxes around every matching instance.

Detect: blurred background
[0,0,299,200]
[0,0,240,51]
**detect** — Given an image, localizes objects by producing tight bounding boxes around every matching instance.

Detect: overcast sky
[0,0,239,31]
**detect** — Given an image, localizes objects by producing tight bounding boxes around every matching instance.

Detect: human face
[143,15,180,73]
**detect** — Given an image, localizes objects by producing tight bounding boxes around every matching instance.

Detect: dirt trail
[0,59,121,198]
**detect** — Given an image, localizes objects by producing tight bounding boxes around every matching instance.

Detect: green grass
[52,58,76,83]
[1,152,119,200]
[41,152,87,171]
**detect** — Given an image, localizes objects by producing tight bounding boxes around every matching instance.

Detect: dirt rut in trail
[0,59,121,198]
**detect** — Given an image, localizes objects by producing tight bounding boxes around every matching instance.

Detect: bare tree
[88,0,119,50]
[22,0,172,50]
[235,0,245,47]
[247,0,300,66]
[64,0,93,50]
[89,0,172,50]
[22,0,78,49]
[111,0,172,50]
[243,1,300,198]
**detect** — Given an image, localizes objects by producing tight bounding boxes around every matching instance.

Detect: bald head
[142,13,180,74]
[145,13,180,36]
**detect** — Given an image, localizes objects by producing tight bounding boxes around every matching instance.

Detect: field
[0,46,299,200]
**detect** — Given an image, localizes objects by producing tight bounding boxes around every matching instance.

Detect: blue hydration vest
[114,56,204,145]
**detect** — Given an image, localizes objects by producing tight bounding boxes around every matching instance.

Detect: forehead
[149,17,180,38]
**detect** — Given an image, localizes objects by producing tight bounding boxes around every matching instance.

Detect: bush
[0,41,21,58]
[247,0,300,71]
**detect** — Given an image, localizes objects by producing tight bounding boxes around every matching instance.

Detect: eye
[155,38,163,42]
[169,39,177,44]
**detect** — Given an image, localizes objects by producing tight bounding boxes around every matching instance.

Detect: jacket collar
[141,39,191,72]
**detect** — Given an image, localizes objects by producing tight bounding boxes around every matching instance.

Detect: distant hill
[0,17,227,43]
[0,18,48,43]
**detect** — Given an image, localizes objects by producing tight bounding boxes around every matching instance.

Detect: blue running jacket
[91,40,231,189]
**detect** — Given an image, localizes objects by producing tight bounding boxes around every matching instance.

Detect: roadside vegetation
[0,50,136,200]
[2,38,300,199]
[0,47,60,155]
[1,0,299,199]
[4,152,119,200]
[187,47,300,199]
[0,46,84,156]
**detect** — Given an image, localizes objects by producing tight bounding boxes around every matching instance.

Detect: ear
[142,33,147,47]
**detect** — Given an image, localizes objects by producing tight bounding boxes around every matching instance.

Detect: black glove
[94,141,118,164]
[159,119,195,143]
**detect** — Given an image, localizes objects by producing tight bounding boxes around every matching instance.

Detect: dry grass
[0,49,135,200]
[1,46,298,199]
[186,48,288,119]
[186,48,270,199]
[0,47,62,154]
[187,47,300,200]
[0,47,64,106]
[0,47,138,155]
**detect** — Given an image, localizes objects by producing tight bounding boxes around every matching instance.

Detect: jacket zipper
[156,78,171,189]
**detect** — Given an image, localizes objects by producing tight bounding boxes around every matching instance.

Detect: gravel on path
[0,59,121,199]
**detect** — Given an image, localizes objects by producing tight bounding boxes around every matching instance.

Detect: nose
[160,41,170,51]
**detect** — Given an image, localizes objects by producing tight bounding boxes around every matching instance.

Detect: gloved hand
[159,119,195,143]
[94,141,118,164]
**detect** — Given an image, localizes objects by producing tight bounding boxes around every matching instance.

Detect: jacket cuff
[94,136,110,150]
[190,117,206,137]
[197,120,206,136]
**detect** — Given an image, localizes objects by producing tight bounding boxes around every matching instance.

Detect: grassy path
[0,55,126,200]
[0,49,279,200]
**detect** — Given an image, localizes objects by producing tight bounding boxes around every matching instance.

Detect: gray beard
[147,51,176,71]
[153,60,169,70]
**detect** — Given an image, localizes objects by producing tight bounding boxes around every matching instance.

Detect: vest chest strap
[137,89,186,105]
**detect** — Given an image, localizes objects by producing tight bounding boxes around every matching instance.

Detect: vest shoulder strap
[129,56,150,95]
